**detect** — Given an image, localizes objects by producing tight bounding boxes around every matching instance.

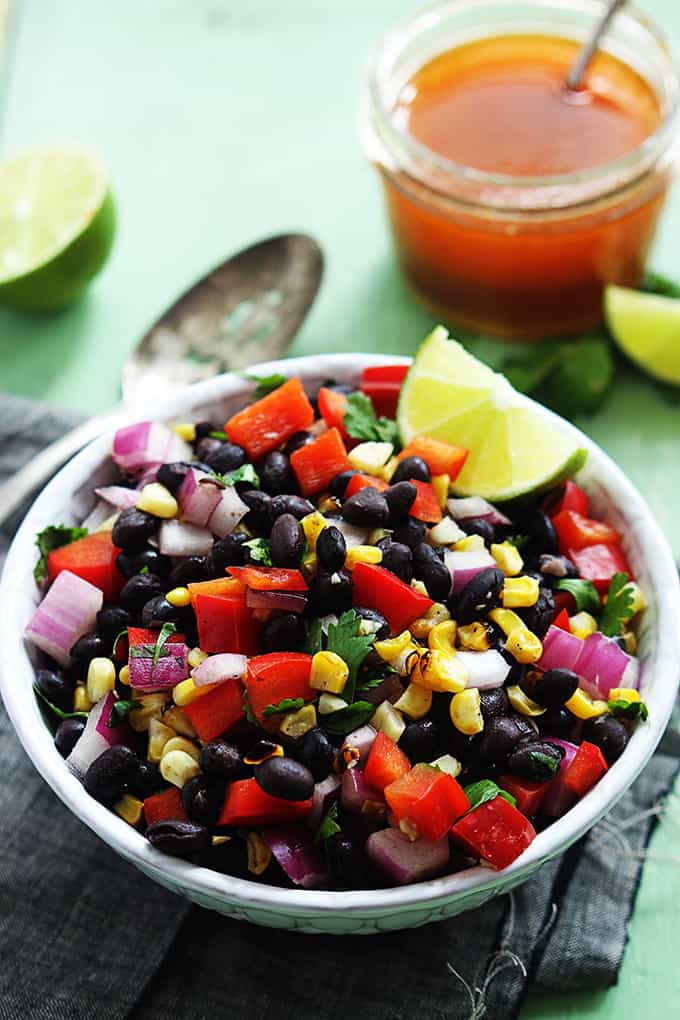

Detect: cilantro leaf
[321,701,375,736]
[507,534,531,551]
[152,622,177,667]
[244,372,288,399]
[217,463,260,489]
[608,697,649,721]
[244,538,272,565]
[343,391,399,446]
[112,629,128,656]
[538,336,614,419]
[33,683,88,722]
[304,617,324,655]
[139,566,150,575]
[554,578,601,615]
[599,573,635,637]
[357,663,396,693]
[326,609,375,704]
[528,750,561,780]
[107,700,140,727]
[464,779,502,811]
[33,524,88,584]
[641,270,680,299]
[242,690,257,725]
[262,697,306,718]
[315,801,341,843]
[209,430,228,441]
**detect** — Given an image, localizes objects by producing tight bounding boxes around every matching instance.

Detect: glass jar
[362,0,680,339]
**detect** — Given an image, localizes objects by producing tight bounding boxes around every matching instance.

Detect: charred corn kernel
[565,688,609,720]
[160,749,201,788]
[491,541,523,576]
[165,586,191,608]
[317,496,340,514]
[502,575,539,609]
[345,545,383,569]
[410,602,451,639]
[507,685,546,717]
[310,650,349,693]
[318,693,347,715]
[301,511,327,551]
[411,579,429,597]
[187,647,208,669]
[348,441,394,474]
[609,687,641,703]
[173,677,212,707]
[247,832,272,875]
[136,483,178,519]
[393,682,433,720]
[450,688,484,735]
[427,517,465,547]
[411,648,467,693]
[73,685,92,712]
[489,608,523,636]
[457,622,492,653]
[431,754,462,778]
[114,793,144,826]
[569,611,598,640]
[162,736,200,762]
[379,456,399,482]
[118,664,130,686]
[375,630,416,665]
[454,533,486,553]
[128,693,167,732]
[279,703,317,739]
[148,718,176,762]
[428,619,458,655]
[505,628,543,664]
[95,514,118,533]
[86,657,116,703]
[371,700,406,742]
[432,474,450,508]
[161,704,196,738]
[173,422,196,442]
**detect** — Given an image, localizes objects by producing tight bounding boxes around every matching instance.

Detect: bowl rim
[1,351,679,918]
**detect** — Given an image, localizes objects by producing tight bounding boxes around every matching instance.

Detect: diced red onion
[26,570,103,667]
[94,691,132,746]
[445,549,497,594]
[447,496,511,527]
[331,519,371,549]
[112,421,191,473]
[128,642,190,691]
[178,469,223,528]
[67,693,130,777]
[541,739,579,818]
[576,632,639,700]
[207,487,250,538]
[537,625,585,674]
[94,485,140,510]
[307,774,342,830]
[342,724,378,764]
[192,653,247,687]
[366,828,450,885]
[245,589,308,613]
[158,519,213,557]
[263,826,327,889]
[456,649,510,690]
[341,767,384,813]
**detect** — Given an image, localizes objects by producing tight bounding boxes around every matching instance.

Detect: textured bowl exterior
[1,353,679,934]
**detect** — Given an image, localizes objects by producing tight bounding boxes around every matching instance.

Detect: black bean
[117,547,172,580]
[539,554,579,579]
[261,613,307,652]
[527,510,559,555]
[54,718,85,758]
[353,606,390,640]
[181,776,224,827]
[392,517,427,549]
[506,740,564,781]
[205,442,248,475]
[412,543,451,601]
[193,421,216,441]
[341,487,389,527]
[309,569,353,615]
[199,741,249,781]
[385,481,417,525]
[461,517,495,544]
[112,508,158,552]
[209,533,249,574]
[70,633,109,662]
[454,567,505,624]
[391,456,430,484]
[97,606,131,643]
[295,727,336,782]
[129,760,163,799]
[582,715,629,764]
[399,719,440,763]
[381,541,413,584]
[479,687,510,721]
[518,587,555,639]
[141,595,181,627]
[477,715,536,766]
[83,745,139,806]
[526,668,579,708]
[168,555,211,589]
[316,526,347,572]
[146,819,211,858]
[269,494,316,521]
[253,757,315,800]
[537,707,578,740]
[260,451,298,496]
[195,437,224,462]
[119,573,163,614]
[270,513,303,567]
[325,834,366,889]
[283,430,314,455]
[240,490,273,535]
[35,668,74,713]
[156,461,192,495]
[329,471,356,501]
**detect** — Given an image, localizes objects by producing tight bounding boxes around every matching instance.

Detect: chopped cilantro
[33,683,87,722]
[33,524,88,584]
[343,391,399,446]
[217,463,260,489]
[502,335,614,418]
[244,537,272,565]
[315,801,341,843]
[599,573,635,637]
[112,629,128,656]
[321,701,375,736]
[107,700,140,727]
[326,609,375,704]
[262,697,306,718]
[357,664,396,693]
[242,690,256,724]
[304,618,324,655]
[152,623,177,667]
[528,750,561,780]
[463,779,518,812]
[139,565,150,575]
[641,270,680,299]
[554,578,601,615]
[244,372,288,399]
[507,534,531,551]
[209,430,228,441]
[608,698,649,721]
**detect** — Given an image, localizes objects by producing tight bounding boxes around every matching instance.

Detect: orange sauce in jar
[377,34,670,337]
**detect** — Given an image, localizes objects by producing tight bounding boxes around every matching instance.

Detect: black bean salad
[26,366,647,889]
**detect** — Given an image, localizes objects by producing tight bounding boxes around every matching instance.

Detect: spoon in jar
[565,0,627,91]
[0,233,323,527]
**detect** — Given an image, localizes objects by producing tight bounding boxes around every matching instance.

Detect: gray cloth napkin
[0,392,677,1020]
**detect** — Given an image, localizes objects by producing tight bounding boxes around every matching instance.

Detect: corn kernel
[148,718,176,762]
[569,611,598,639]
[367,527,391,546]
[86,657,116,704]
[162,736,200,762]
[450,688,484,735]
[348,441,394,475]
[431,474,450,508]
[173,677,211,707]
[136,482,178,519]
[409,602,451,639]
[454,533,486,553]
[410,649,467,693]
[609,687,641,703]
[279,703,317,739]
[411,579,429,597]
[247,832,272,875]
[301,551,318,578]
[427,517,465,547]
[173,422,196,442]
[371,700,406,742]
[161,704,196,738]
[399,818,419,841]
[317,496,340,514]
[428,619,458,654]
[565,688,609,720]
[491,541,524,576]
[625,582,646,617]
[393,682,433,720]
[375,630,416,665]
[430,754,462,778]
[489,608,524,636]
[94,514,118,533]
[621,630,637,655]
[456,621,492,652]
[128,692,168,732]
[318,693,347,715]
[379,456,399,482]
[187,647,209,669]
[165,586,191,608]
[73,685,92,712]
[118,665,130,686]
[300,512,327,552]
[345,545,382,569]
[160,749,201,788]
[502,576,539,609]
[507,684,546,717]
[310,650,349,693]
[505,628,543,664]
[114,793,144,826]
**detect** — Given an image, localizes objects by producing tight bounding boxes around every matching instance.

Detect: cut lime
[605,284,680,385]
[0,147,115,311]
[397,326,588,500]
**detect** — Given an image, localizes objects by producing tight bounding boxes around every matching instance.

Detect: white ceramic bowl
[1,354,679,935]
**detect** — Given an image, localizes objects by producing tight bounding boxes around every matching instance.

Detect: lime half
[397,326,588,501]
[605,284,680,385]
[0,147,115,311]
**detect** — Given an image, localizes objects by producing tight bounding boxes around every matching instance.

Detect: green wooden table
[2,2,679,1015]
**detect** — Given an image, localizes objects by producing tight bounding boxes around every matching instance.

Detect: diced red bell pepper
[497,775,552,817]
[364,732,411,792]
[385,764,469,841]
[360,364,409,419]
[127,626,185,647]
[343,473,388,499]
[553,510,620,553]
[290,427,351,496]
[450,795,536,870]
[227,566,308,591]
[552,590,576,619]
[246,652,314,724]
[409,480,443,523]
[545,480,590,518]
[187,577,245,598]
[143,787,188,826]
[569,543,632,594]
[225,377,314,461]
[182,677,245,742]
[564,740,608,798]
[47,531,124,603]
[397,436,469,483]
[219,778,313,827]
[352,562,433,633]
[317,386,349,440]
[552,608,572,632]
[193,592,261,655]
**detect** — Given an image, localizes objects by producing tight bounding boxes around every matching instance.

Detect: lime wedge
[397,326,588,500]
[0,147,115,311]
[605,284,680,385]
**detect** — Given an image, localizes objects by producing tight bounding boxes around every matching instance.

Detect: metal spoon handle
[565,0,627,91]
